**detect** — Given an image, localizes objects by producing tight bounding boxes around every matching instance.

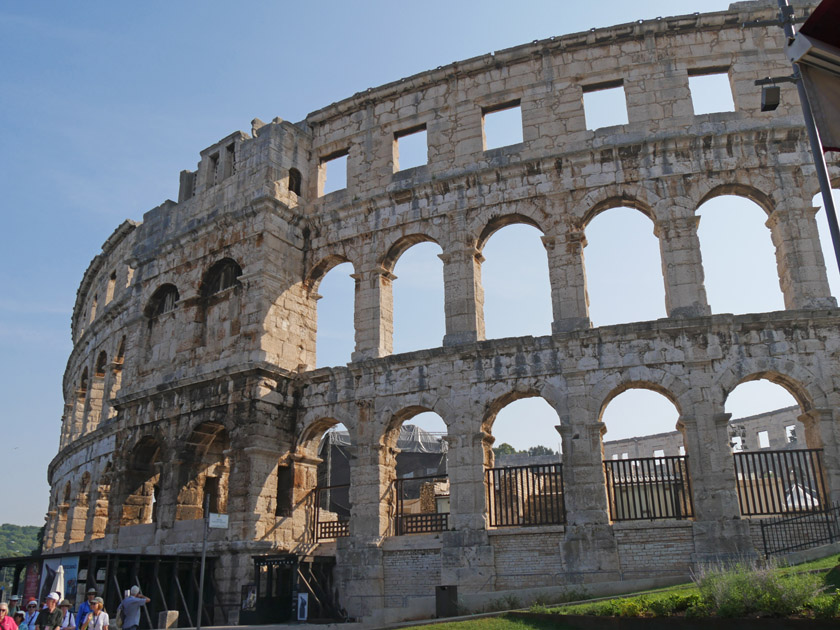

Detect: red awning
[799,0,840,49]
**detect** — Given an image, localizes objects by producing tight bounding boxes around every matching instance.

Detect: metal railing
[486,463,565,527]
[394,474,449,535]
[313,484,350,540]
[604,456,694,521]
[761,502,840,556]
[733,449,826,516]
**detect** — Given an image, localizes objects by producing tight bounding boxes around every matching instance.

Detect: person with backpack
[116,588,149,630]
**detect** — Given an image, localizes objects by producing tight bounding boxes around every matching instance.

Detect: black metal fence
[486,464,565,527]
[733,449,826,516]
[394,474,449,535]
[604,456,694,521]
[313,484,350,540]
[760,502,840,556]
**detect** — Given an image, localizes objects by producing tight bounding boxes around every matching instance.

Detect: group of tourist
[0,586,149,630]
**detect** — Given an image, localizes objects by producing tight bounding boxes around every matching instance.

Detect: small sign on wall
[208,513,229,529]
[297,593,309,621]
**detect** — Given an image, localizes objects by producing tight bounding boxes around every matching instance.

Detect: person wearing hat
[0,602,17,630]
[116,587,149,630]
[75,591,96,630]
[22,600,39,630]
[13,611,25,629]
[57,601,74,630]
[80,598,107,630]
[8,596,20,617]
[34,593,61,630]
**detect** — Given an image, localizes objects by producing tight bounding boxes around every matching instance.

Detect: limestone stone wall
[45,0,840,624]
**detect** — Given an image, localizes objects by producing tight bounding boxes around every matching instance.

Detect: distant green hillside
[0,524,40,557]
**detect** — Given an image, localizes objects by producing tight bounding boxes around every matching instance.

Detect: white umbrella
[51,565,65,601]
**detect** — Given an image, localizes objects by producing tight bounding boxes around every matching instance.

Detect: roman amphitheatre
[28,0,840,625]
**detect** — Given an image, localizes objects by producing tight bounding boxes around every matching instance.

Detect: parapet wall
[45,1,840,624]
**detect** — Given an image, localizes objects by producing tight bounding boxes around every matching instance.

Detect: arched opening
[145,284,179,318]
[725,377,822,516]
[176,422,230,521]
[696,194,783,314]
[811,188,840,298]
[71,368,89,441]
[480,222,552,339]
[120,437,163,526]
[600,387,689,521]
[288,168,302,196]
[107,337,126,417]
[91,463,112,540]
[485,395,565,528]
[384,409,449,535]
[313,262,355,368]
[68,472,91,544]
[583,206,666,326]
[88,351,108,431]
[144,284,180,365]
[302,420,352,539]
[390,241,445,353]
[200,258,244,350]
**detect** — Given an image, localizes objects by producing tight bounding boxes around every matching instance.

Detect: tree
[492,442,517,456]
[527,445,557,456]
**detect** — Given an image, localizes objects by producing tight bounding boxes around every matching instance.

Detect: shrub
[694,560,823,617]
[808,591,840,619]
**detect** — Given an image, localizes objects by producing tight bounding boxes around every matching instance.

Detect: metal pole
[196,495,209,630]
[778,0,840,276]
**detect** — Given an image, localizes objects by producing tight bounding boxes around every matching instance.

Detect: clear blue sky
[2,1,836,526]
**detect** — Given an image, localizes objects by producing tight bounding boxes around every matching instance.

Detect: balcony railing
[313,484,350,540]
[734,449,826,517]
[394,474,449,535]
[604,456,694,521]
[486,463,565,527]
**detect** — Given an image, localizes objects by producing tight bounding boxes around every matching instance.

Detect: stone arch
[297,416,351,460]
[200,257,243,298]
[90,462,112,540]
[175,421,231,520]
[108,336,126,412]
[714,358,825,414]
[577,189,658,230]
[117,434,165,526]
[476,212,545,251]
[144,283,180,318]
[67,471,92,544]
[380,233,441,273]
[595,377,686,423]
[305,254,355,294]
[289,168,303,196]
[696,183,775,216]
[481,387,547,436]
[89,351,108,430]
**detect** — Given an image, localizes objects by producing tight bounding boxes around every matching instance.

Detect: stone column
[654,214,711,318]
[440,244,485,346]
[678,412,754,559]
[800,408,840,505]
[446,431,492,531]
[352,266,394,361]
[544,225,590,333]
[229,446,284,541]
[766,203,836,310]
[558,418,620,580]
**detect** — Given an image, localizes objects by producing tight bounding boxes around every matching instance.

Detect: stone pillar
[229,446,284,541]
[544,226,590,333]
[800,408,840,505]
[678,412,754,559]
[352,266,394,361]
[348,442,394,540]
[766,204,836,310]
[654,214,711,318]
[557,419,620,580]
[440,244,485,346]
[446,431,492,531]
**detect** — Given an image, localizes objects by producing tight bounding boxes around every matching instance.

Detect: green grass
[420,615,574,630]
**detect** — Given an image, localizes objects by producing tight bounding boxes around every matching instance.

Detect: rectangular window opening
[688,69,735,115]
[223,143,236,178]
[582,81,628,130]
[785,425,798,444]
[394,125,428,172]
[105,271,116,305]
[678,445,686,456]
[319,150,348,196]
[611,453,619,460]
[482,100,523,150]
[730,435,744,453]
[621,452,629,460]
[653,449,665,459]
[758,430,770,449]
[209,153,220,186]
